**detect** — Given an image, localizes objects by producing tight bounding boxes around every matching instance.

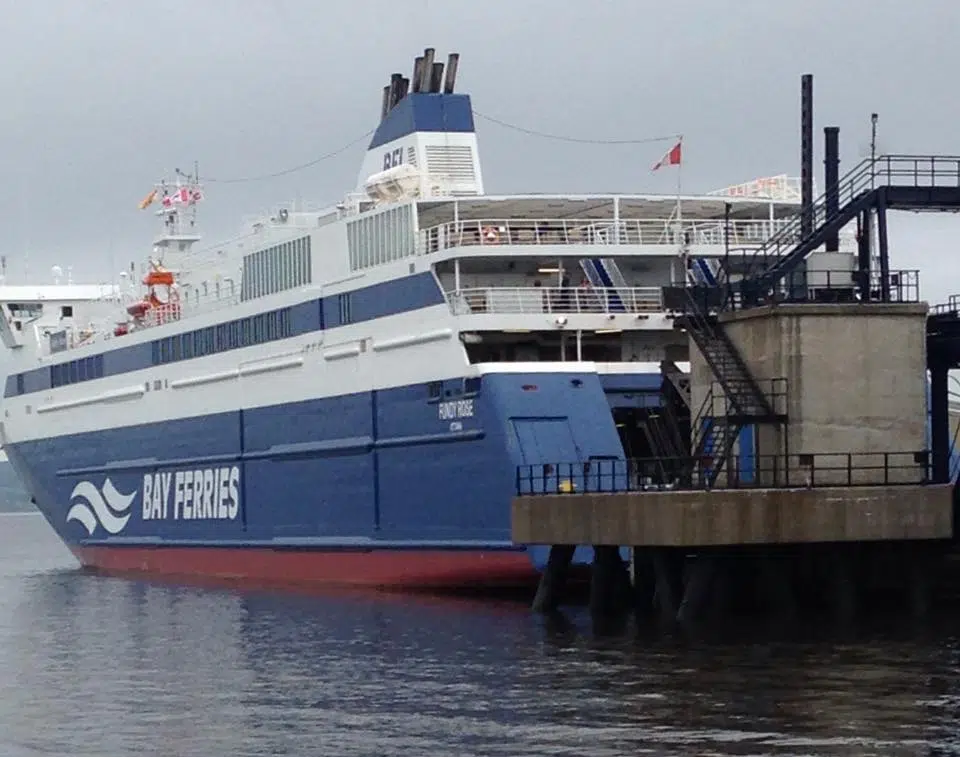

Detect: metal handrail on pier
[515,451,933,495]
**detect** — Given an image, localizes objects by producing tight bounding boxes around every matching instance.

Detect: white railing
[446,286,663,316]
[37,283,246,357]
[419,218,798,254]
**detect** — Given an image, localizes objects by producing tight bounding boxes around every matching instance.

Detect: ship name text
[438,399,474,420]
[142,466,241,521]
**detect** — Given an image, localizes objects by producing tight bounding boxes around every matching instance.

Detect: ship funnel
[420,48,435,93]
[443,53,459,93]
[359,49,484,198]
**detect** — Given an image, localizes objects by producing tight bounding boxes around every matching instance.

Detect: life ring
[482,226,500,244]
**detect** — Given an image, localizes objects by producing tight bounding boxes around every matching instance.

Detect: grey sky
[1,0,957,300]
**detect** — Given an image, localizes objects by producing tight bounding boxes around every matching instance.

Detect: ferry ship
[0,275,122,511]
[0,49,867,587]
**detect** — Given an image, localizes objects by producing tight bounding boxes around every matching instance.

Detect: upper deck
[415,191,805,257]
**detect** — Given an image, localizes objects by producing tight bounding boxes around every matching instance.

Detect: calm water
[2,514,960,756]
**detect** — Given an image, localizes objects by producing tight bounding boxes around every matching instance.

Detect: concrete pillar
[677,554,717,626]
[631,547,657,616]
[531,544,575,613]
[756,550,797,622]
[589,545,631,617]
[829,548,859,627]
[651,548,684,627]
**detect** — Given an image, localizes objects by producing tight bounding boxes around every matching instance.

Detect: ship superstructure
[0,49,863,585]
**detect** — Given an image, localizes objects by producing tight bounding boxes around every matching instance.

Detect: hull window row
[152,307,293,365]
[50,354,105,388]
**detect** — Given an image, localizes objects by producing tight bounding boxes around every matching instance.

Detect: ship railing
[36,287,246,356]
[418,217,803,253]
[445,286,663,315]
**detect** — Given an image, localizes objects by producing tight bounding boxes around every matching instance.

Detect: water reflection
[0,515,959,755]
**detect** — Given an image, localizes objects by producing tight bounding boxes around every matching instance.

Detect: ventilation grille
[425,145,476,184]
[406,147,418,167]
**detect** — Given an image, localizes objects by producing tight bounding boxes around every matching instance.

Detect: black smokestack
[380,85,391,120]
[388,73,402,110]
[411,56,424,93]
[800,73,814,239]
[824,126,840,252]
[398,76,410,101]
[430,62,444,93]
[443,53,459,93]
[420,48,435,92]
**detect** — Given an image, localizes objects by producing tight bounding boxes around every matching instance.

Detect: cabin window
[338,294,352,325]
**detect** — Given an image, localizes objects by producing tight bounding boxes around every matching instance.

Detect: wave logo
[65,478,137,536]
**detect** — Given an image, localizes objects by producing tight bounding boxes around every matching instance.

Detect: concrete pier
[690,302,929,486]
[515,298,954,626]
[512,484,952,547]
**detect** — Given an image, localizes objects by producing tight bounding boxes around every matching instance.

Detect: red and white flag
[160,186,203,207]
[161,187,190,207]
[652,140,682,171]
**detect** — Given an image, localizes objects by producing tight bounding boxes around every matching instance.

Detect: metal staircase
[660,360,691,410]
[580,258,628,311]
[678,288,781,485]
[737,155,960,301]
[673,155,960,485]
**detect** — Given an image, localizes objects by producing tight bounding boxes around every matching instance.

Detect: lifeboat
[126,300,151,318]
[143,268,175,287]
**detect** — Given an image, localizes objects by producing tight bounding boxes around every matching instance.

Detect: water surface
[1,513,958,756]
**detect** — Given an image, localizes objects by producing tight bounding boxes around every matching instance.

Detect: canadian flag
[651,140,682,171]
[160,186,203,207]
[161,187,190,207]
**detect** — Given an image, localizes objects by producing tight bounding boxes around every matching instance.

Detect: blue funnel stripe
[369,93,475,150]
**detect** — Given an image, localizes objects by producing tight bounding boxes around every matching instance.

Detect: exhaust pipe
[380,85,391,120]
[420,48,435,92]
[824,126,840,252]
[443,53,459,93]
[398,76,410,101]
[800,73,814,240]
[429,62,444,93]
[411,56,424,93]
[388,73,402,110]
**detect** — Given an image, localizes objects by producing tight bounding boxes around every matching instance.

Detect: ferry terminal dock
[510,75,960,628]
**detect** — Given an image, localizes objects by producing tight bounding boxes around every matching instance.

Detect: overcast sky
[1,0,957,301]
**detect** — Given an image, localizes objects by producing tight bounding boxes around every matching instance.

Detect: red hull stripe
[71,546,539,590]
